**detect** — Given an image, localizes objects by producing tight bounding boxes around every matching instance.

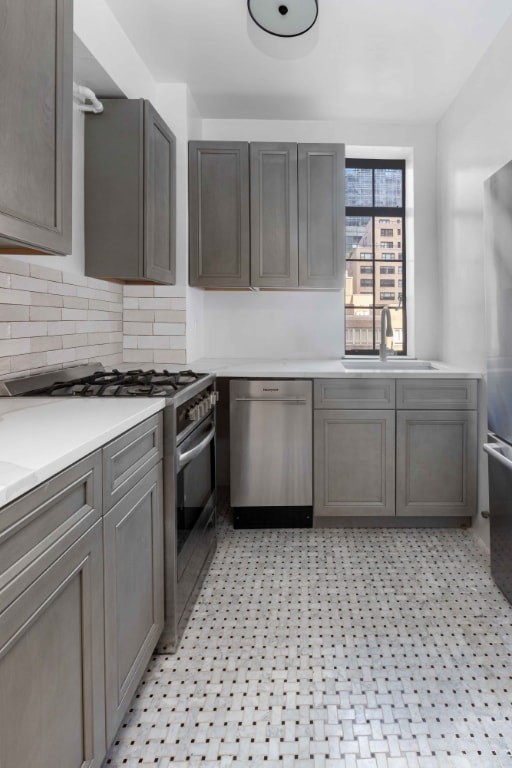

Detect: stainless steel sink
[342,360,436,371]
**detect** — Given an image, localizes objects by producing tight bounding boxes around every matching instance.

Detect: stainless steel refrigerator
[484,157,512,603]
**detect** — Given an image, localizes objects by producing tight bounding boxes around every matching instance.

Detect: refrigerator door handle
[484,442,512,470]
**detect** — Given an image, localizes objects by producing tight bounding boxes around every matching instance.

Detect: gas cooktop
[0,364,209,398]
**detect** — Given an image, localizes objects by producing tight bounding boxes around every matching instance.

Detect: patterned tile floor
[104,511,512,768]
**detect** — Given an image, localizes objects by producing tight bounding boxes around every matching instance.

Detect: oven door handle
[177,425,215,470]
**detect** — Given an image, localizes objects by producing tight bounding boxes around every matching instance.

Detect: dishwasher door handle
[234,398,308,404]
[484,442,512,470]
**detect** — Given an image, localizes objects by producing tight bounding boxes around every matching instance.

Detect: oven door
[175,414,216,584]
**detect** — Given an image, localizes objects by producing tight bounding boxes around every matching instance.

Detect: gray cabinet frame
[103,463,164,744]
[396,409,477,517]
[0,0,72,255]
[189,141,251,287]
[0,520,106,768]
[314,409,395,517]
[85,99,176,284]
[250,143,298,288]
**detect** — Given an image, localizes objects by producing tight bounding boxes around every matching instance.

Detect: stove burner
[125,385,165,396]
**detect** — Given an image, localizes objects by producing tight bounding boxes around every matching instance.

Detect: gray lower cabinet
[396,410,477,517]
[0,520,106,768]
[85,99,176,284]
[103,463,164,744]
[189,141,251,288]
[0,414,165,768]
[314,409,395,517]
[0,0,73,255]
[313,377,478,521]
[189,140,344,289]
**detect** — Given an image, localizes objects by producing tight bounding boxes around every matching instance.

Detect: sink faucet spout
[379,306,394,362]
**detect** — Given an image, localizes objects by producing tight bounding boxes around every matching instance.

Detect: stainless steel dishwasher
[230,380,312,528]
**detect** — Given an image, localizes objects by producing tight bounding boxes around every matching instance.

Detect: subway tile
[123,309,155,322]
[87,332,123,345]
[62,333,89,349]
[47,348,77,366]
[123,284,155,297]
[11,274,48,293]
[0,273,10,289]
[29,263,62,282]
[61,271,89,287]
[30,336,63,353]
[0,357,10,375]
[168,336,187,349]
[47,320,77,335]
[123,349,155,364]
[61,308,89,321]
[153,284,186,298]
[47,280,77,297]
[0,256,30,276]
[154,310,186,323]
[11,321,47,338]
[137,336,173,350]
[153,349,187,365]
[29,306,61,322]
[153,322,186,336]
[0,338,30,357]
[10,352,48,373]
[123,297,139,310]
[169,298,186,310]
[0,287,31,305]
[0,323,11,339]
[123,322,153,335]
[138,297,177,310]
[63,296,88,310]
[123,336,137,349]
[30,292,63,307]
[74,320,121,334]
[0,305,29,321]
[88,299,123,313]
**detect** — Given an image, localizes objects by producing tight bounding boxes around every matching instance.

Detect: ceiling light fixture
[247,0,318,38]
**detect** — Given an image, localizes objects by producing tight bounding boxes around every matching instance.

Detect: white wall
[199,118,438,360]
[437,14,512,549]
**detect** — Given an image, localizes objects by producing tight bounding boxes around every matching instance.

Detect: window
[345,158,406,354]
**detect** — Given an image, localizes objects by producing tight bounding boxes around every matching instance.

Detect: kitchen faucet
[379,306,395,361]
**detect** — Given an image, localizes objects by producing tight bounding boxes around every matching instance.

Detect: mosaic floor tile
[104,510,512,767]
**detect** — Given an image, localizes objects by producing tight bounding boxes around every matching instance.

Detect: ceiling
[104,0,512,122]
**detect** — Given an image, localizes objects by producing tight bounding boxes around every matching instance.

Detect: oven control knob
[188,405,200,421]
[200,398,209,416]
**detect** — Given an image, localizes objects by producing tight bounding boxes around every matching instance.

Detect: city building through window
[344,158,406,354]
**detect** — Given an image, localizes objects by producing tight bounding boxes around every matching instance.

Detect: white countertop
[0,398,165,508]
[187,357,482,379]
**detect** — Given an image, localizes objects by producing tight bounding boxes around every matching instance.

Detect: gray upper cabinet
[85,99,176,284]
[0,0,73,255]
[189,141,251,288]
[188,140,345,289]
[250,143,298,288]
[298,144,345,289]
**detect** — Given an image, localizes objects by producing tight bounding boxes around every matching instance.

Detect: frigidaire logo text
[263,388,279,391]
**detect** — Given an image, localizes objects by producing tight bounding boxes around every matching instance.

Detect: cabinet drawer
[396,379,477,410]
[314,378,395,409]
[0,451,101,608]
[103,413,163,512]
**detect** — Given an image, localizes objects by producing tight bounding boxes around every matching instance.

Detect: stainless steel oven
[0,363,218,655]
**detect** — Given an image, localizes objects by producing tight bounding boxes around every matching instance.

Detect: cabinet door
[314,409,395,517]
[298,144,345,288]
[0,521,105,768]
[189,142,250,287]
[0,0,72,255]
[250,143,298,288]
[396,410,477,516]
[144,102,176,284]
[103,464,164,744]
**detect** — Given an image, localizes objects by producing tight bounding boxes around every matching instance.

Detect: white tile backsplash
[0,256,188,378]
[0,255,123,378]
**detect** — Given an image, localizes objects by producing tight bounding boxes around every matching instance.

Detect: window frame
[345,157,407,356]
